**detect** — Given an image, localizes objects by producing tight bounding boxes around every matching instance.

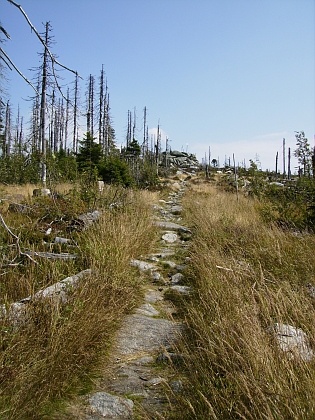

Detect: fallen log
[24,250,78,260]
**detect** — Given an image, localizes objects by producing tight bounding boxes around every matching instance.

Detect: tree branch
[7,0,82,79]
[0,213,38,264]
[0,47,39,94]
[0,25,11,39]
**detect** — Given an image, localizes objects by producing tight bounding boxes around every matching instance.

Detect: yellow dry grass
[0,186,157,419]
[173,181,315,419]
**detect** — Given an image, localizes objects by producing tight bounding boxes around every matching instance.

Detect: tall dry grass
[0,187,157,419]
[175,183,315,419]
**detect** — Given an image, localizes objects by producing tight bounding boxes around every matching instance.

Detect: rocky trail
[66,178,191,420]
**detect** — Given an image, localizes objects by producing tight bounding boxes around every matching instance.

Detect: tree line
[0,3,166,187]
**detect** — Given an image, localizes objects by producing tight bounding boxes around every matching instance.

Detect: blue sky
[2,0,314,170]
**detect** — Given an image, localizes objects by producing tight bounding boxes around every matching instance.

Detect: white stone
[162,232,178,243]
[130,259,157,271]
[268,323,314,362]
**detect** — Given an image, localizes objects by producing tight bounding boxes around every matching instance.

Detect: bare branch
[0,48,39,94]
[0,213,38,264]
[0,25,11,39]
[0,53,13,70]
[0,212,19,240]
[7,0,82,78]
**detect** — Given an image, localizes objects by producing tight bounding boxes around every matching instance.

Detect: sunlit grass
[172,182,315,419]
[0,186,158,419]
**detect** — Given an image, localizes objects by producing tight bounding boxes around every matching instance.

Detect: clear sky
[2,0,314,170]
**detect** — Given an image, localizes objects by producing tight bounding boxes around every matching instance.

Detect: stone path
[66,178,191,419]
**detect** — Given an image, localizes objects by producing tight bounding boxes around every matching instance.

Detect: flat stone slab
[115,315,181,355]
[170,285,191,295]
[135,303,160,317]
[88,392,133,419]
[145,289,164,303]
[155,221,191,233]
[130,259,157,272]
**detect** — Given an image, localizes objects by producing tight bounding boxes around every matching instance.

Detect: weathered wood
[24,250,78,260]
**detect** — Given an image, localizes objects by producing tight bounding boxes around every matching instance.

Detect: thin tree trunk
[40,22,49,186]
[99,65,104,146]
[73,72,78,153]
[4,100,10,156]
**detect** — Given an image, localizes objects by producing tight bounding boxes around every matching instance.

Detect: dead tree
[64,87,69,151]
[4,99,11,156]
[98,65,104,146]
[73,72,79,153]
[86,74,94,137]
[39,22,49,185]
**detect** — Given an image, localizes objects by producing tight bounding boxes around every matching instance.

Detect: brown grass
[172,182,315,419]
[0,186,158,419]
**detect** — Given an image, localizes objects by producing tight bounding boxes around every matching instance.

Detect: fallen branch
[216,265,234,272]
[0,212,38,264]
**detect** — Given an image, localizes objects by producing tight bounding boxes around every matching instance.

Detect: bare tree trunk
[103,87,108,155]
[73,72,78,153]
[86,74,94,137]
[132,107,136,140]
[40,22,49,186]
[282,138,286,179]
[19,116,23,153]
[99,64,104,146]
[50,89,55,151]
[64,87,69,151]
[126,110,131,148]
[4,100,10,156]
[288,147,291,180]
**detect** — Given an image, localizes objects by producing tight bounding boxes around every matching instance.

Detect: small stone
[54,237,70,244]
[162,232,178,243]
[170,205,183,215]
[170,273,184,284]
[151,272,161,281]
[170,380,183,393]
[170,285,191,295]
[162,260,177,268]
[145,377,166,387]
